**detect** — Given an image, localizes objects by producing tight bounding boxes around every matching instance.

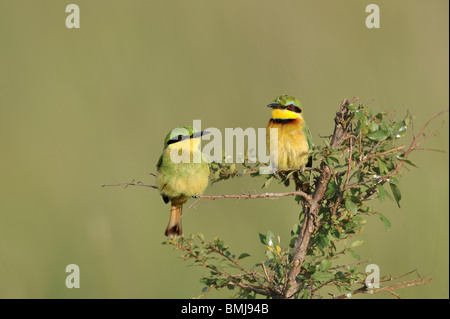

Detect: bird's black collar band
[270,118,297,124]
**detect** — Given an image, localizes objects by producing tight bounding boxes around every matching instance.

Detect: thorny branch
[102,183,312,201]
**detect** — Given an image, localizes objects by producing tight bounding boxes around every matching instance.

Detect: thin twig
[101,181,158,189]
[345,172,404,190]
[403,109,448,158]
[193,190,312,201]
[261,262,271,284]
[333,271,433,299]
[344,137,353,187]
[329,259,371,271]
[415,147,446,153]
[102,182,312,202]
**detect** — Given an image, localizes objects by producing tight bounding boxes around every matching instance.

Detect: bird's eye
[287,104,294,110]
[177,135,183,141]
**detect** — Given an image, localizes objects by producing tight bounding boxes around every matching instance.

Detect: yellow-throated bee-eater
[156,126,210,237]
[266,95,313,182]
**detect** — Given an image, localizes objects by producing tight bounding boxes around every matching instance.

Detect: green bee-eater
[156,126,210,237]
[266,94,313,172]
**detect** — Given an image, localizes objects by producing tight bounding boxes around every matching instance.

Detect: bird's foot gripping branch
[104,97,447,299]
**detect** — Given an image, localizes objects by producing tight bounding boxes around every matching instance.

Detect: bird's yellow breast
[266,118,309,170]
[157,164,209,204]
[157,142,210,202]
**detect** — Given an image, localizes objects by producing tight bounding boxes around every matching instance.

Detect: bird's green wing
[156,153,164,170]
[302,123,314,150]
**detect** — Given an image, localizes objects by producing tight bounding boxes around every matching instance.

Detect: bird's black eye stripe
[284,104,302,113]
[167,134,187,145]
[167,139,178,145]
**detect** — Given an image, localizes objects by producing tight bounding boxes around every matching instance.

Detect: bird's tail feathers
[165,204,183,238]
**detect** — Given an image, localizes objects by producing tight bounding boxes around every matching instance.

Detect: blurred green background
[0,0,448,299]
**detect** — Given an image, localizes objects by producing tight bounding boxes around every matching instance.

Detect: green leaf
[319,259,332,272]
[396,156,419,168]
[378,184,392,202]
[345,199,358,215]
[376,212,392,231]
[370,121,379,132]
[265,250,274,259]
[326,156,340,166]
[367,130,389,141]
[392,121,407,138]
[389,182,402,208]
[355,109,364,121]
[343,221,357,231]
[377,158,388,175]
[238,253,250,260]
[289,236,298,248]
[258,233,267,245]
[330,229,341,240]
[350,195,362,205]
[215,279,227,286]
[325,180,338,197]
[351,240,364,248]
[349,249,361,260]
[266,231,275,248]
[377,185,386,202]
[291,224,301,235]
[199,278,210,285]
[311,271,335,282]
[317,235,329,250]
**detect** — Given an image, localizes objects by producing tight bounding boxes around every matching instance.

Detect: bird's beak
[267,103,280,109]
[191,131,210,139]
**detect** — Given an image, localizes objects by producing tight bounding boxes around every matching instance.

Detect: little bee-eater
[156,126,210,237]
[266,95,313,174]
